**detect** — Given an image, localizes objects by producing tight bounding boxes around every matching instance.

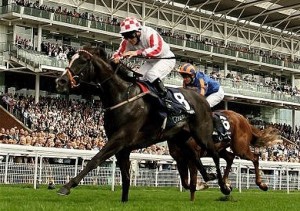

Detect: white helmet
[119,17,142,34]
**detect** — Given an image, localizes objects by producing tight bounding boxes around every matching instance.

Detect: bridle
[62,49,149,111]
[65,49,94,88]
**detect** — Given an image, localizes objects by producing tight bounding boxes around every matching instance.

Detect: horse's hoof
[196,182,209,191]
[57,186,70,196]
[225,181,233,191]
[259,184,268,191]
[220,185,231,195]
[121,198,128,203]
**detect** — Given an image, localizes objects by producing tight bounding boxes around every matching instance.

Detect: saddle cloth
[212,111,232,142]
[137,81,195,128]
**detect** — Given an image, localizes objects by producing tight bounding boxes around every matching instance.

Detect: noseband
[65,49,117,89]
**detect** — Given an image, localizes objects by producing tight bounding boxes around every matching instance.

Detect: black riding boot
[152,78,172,109]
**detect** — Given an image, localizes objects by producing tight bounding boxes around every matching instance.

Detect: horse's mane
[80,45,138,83]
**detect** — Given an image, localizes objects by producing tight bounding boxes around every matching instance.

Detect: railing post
[279,168,282,190]
[298,170,300,190]
[4,153,9,184]
[286,166,289,194]
[38,156,43,185]
[235,166,239,189]
[238,160,242,193]
[74,157,78,177]
[273,169,276,190]
[111,156,116,191]
[80,159,85,185]
[155,166,158,187]
[33,152,38,189]
[246,166,249,189]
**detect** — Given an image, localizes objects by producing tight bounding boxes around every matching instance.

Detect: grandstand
[0,0,300,124]
[0,0,299,189]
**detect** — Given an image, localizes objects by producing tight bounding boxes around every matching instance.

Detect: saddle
[137,81,195,129]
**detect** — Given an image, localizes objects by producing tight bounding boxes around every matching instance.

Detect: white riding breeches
[206,86,225,108]
[138,58,176,83]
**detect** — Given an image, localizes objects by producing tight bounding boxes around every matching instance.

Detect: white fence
[0,144,300,193]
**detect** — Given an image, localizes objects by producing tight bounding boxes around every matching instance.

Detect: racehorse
[55,46,231,202]
[168,109,280,201]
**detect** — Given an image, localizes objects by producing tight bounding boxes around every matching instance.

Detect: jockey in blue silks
[178,63,231,141]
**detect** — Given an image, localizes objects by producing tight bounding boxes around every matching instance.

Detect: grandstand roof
[172,0,300,36]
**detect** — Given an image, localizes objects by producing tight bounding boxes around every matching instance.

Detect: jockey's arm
[112,40,128,63]
[199,78,207,96]
[140,33,163,58]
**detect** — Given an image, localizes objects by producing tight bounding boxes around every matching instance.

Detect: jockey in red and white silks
[112,17,176,85]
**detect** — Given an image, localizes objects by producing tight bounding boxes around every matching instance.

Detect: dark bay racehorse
[55,46,231,202]
[168,110,280,201]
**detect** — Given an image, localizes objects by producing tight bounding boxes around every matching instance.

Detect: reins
[136,56,177,60]
[65,49,151,112]
[103,91,149,112]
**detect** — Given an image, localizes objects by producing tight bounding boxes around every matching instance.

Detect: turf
[0,184,299,211]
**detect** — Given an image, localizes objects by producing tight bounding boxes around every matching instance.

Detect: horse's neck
[99,73,135,108]
[93,57,138,108]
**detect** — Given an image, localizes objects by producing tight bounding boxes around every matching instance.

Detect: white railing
[0,144,299,193]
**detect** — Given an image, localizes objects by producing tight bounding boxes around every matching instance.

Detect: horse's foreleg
[167,140,190,190]
[185,138,216,182]
[116,150,131,202]
[58,138,125,196]
[188,161,197,202]
[219,150,235,189]
[177,160,191,190]
[205,142,231,195]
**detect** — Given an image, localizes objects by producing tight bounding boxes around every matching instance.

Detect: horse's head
[55,46,110,93]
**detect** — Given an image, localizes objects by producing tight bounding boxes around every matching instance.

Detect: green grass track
[0,185,299,211]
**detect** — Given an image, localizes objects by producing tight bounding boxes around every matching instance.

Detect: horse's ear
[67,50,76,61]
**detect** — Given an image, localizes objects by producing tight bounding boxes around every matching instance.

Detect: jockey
[112,17,176,109]
[178,63,231,141]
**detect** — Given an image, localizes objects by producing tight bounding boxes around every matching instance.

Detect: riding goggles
[122,32,136,40]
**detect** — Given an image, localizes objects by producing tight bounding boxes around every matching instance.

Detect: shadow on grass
[216,195,238,202]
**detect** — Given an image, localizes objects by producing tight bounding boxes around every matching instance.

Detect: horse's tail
[250,125,282,147]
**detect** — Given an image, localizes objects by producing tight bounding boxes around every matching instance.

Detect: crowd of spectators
[15,35,33,50]
[0,93,299,163]
[40,41,76,60]
[0,94,169,155]
[13,0,121,26]
[223,72,300,97]
[15,35,77,61]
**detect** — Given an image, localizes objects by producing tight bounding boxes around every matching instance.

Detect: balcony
[0,4,297,72]
[9,45,68,71]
